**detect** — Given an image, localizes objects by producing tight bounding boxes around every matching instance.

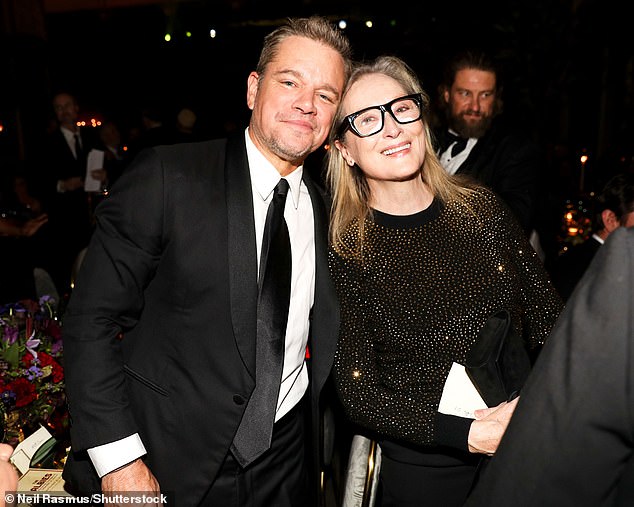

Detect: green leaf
[1,343,21,368]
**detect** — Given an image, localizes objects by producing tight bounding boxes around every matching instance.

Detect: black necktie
[231,178,292,467]
[446,131,468,157]
[74,133,85,165]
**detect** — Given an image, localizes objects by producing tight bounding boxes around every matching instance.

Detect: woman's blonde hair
[326,55,473,248]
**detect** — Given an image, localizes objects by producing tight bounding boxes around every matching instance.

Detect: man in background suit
[550,171,634,301]
[465,226,634,506]
[435,50,546,249]
[62,16,350,507]
[29,91,97,295]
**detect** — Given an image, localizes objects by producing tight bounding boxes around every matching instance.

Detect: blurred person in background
[434,50,553,261]
[28,91,98,296]
[550,172,634,301]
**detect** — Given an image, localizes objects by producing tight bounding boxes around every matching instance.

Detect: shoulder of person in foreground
[464,227,634,506]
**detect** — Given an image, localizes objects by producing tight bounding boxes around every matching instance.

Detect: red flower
[6,378,37,407]
[22,351,65,384]
[21,352,34,367]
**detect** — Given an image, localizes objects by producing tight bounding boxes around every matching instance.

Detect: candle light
[579,154,589,193]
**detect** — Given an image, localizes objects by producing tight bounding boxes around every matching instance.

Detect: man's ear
[246,72,259,111]
[601,209,620,233]
[442,88,450,105]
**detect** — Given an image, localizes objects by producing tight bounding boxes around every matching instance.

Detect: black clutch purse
[465,309,532,407]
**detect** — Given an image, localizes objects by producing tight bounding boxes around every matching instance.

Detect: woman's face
[335,73,426,185]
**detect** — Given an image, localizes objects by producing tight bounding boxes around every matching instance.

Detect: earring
[346,158,355,167]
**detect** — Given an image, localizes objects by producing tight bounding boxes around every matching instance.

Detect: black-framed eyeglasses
[337,93,424,139]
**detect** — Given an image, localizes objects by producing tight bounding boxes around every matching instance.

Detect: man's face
[444,68,498,139]
[246,36,346,175]
[53,93,79,129]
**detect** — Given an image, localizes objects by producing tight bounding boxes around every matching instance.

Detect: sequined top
[330,188,563,448]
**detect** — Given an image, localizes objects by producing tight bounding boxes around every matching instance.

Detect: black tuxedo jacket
[32,127,96,206]
[62,135,340,505]
[465,227,634,506]
[436,119,542,233]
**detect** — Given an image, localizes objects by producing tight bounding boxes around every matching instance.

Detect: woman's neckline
[371,198,441,228]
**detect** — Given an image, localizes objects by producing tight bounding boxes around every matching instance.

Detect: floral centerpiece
[0,296,66,445]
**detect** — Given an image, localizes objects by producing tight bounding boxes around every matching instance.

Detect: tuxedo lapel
[225,152,338,384]
[225,135,258,377]
[303,176,339,391]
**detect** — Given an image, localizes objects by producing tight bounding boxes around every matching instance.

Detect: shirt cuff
[87,434,147,477]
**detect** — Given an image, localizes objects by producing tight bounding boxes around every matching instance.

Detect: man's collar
[245,128,303,209]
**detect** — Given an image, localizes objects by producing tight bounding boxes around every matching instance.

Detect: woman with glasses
[326,56,563,507]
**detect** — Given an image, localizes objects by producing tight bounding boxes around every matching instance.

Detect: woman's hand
[467,397,519,455]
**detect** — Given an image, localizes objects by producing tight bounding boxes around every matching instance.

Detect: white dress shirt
[438,130,478,175]
[591,233,604,245]
[60,126,82,159]
[245,127,316,421]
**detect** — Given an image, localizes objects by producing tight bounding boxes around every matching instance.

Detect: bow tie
[444,131,468,157]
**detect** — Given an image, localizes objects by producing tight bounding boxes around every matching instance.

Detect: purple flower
[0,390,17,409]
[2,325,18,345]
[27,364,43,381]
[51,340,63,355]
[26,334,41,358]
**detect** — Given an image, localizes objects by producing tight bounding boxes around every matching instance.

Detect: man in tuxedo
[550,171,634,301]
[62,16,351,506]
[435,50,544,239]
[29,91,97,295]
[465,226,634,506]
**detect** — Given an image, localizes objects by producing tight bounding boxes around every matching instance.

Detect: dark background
[1,0,632,197]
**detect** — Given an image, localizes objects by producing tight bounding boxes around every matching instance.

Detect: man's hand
[20,214,48,237]
[90,169,108,183]
[61,176,84,192]
[102,459,162,506]
[468,397,519,455]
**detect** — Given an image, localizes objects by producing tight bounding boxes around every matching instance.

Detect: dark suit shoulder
[152,138,228,161]
[477,120,540,159]
[588,228,634,279]
[126,138,229,180]
[108,138,232,203]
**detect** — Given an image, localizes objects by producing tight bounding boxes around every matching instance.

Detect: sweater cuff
[434,413,473,452]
